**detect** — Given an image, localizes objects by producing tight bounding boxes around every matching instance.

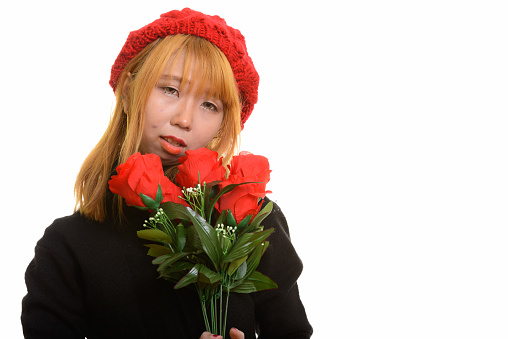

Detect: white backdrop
[2,0,508,338]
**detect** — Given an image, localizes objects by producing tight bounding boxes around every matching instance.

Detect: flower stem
[197,287,211,332]
[221,275,232,337]
[219,287,223,337]
[211,290,217,334]
[222,289,230,338]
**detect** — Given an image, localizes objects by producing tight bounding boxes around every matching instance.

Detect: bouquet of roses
[108,148,277,336]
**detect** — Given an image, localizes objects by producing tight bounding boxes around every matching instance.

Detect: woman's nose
[170,100,193,130]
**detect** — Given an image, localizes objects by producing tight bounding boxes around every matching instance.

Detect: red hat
[110,8,259,128]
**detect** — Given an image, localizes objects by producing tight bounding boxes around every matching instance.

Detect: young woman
[22,8,312,339]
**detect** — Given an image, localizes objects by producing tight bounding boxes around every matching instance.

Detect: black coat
[21,199,312,339]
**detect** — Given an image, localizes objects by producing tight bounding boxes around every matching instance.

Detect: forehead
[159,50,220,98]
[161,52,190,79]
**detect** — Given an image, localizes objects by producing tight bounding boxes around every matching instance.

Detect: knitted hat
[110,8,259,128]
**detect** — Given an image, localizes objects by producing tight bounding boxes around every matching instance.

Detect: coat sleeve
[253,201,313,339]
[21,219,88,339]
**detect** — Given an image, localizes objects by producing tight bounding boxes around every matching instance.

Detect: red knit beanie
[110,8,259,128]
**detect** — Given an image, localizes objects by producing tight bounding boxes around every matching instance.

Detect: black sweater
[21,200,312,339]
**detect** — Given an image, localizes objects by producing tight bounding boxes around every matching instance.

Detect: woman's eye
[162,87,179,97]
[202,101,218,112]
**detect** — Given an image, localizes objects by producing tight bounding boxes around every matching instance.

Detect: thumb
[229,327,244,339]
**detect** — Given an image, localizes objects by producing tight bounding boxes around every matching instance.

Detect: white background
[2,0,507,338]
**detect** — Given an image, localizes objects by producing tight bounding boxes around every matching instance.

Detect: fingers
[230,327,245,339]
[199,332,222,339]
[200,328,244,339]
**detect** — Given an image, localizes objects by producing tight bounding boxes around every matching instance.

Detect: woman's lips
[160,136,186,155]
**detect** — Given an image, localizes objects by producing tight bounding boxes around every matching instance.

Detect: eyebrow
[158,74,196,88]
[158,74,183,82]
[158,73,215,97]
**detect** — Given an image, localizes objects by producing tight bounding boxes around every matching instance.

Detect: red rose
[175,148,226,189]
[108,152,184,208]
[217,152,271,223]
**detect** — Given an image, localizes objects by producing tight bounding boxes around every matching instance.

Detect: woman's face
[140,54,224,166]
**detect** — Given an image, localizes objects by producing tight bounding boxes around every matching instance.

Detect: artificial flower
[108,152,184,207]
[108,149,276,337]
[217,152,272,223]
[175,148,226,189]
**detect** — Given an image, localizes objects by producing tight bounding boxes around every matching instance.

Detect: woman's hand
[199,327,244,339]
[229,327,244,339]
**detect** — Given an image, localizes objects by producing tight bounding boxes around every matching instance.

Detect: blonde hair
[75,34,242,222]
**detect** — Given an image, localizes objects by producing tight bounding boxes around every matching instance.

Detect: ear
[121,72,133,114]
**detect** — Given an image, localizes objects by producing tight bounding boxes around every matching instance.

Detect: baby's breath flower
[216,223,237,240]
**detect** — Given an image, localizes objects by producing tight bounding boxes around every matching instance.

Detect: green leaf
[215,210,227,227]
[234,261,247,280]
[197,264,222,285]
[261,240,270,256]
[158,261,195,282]
[137,229,172,245]
[246,241,270,273]
[153,251,190,272]
[175,264,199,289]
[176,224,186,252]
[228,255,248,275]
[160,201,192,221]
[186,207,223,270]
[203,180,220,199]
[203,181,220,221]
[160,261,194,274]
[155,183,163,205]
[184,223,202,251]
[230,271,278,293]
[230,241,268,289]
[144,244,173,257]
[236,215,252,230]
[139,192,158,210]
[221,236,232,255]
[222,228,274,263]
[241,201,273,234]
[226,210,237,227]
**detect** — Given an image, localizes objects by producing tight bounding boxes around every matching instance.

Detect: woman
[22,8,312,339]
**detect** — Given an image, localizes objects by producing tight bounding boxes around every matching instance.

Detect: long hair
[74,34,242,222]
